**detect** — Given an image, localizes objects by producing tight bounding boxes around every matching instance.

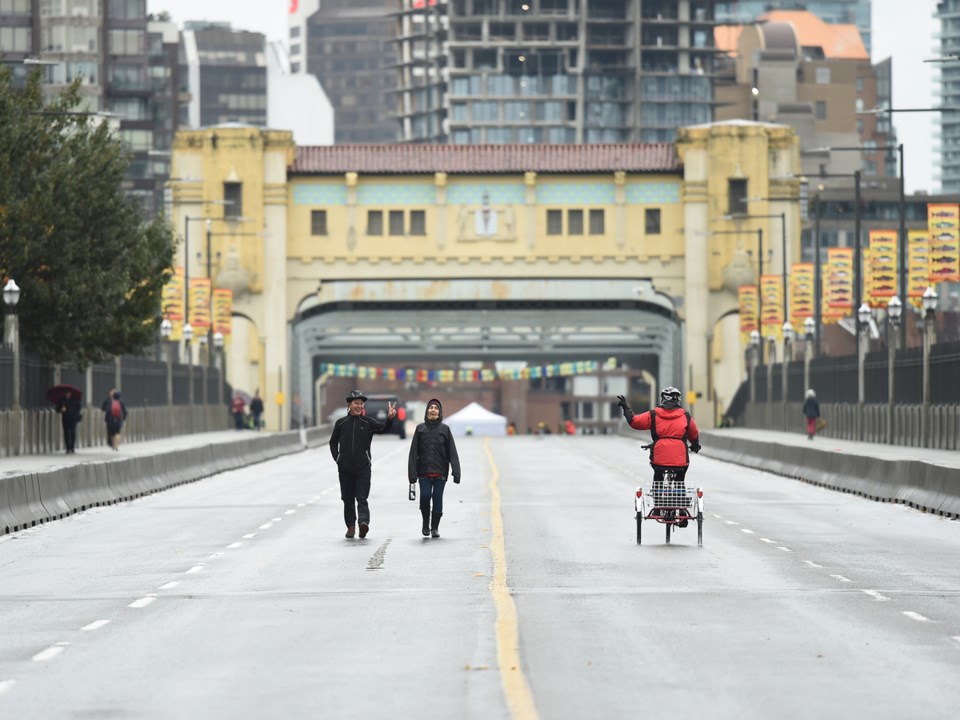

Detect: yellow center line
[484,437,539,720]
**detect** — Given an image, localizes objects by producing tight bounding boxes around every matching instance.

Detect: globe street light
[3,278,21,410]
[921,286,939,448]
[856,302,872,441]
[803,316,815,394]
[886,296,902,445]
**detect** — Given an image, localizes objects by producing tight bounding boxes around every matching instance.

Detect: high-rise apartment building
[289,0,399,144]
[715,0,872,54]
[937,0,960,193]
[394,0,719,145]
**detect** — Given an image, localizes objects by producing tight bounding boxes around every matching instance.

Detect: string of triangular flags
[320,361,600,383]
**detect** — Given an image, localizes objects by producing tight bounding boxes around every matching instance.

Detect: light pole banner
[826,247,854,311]
[163,267,184,322]
[212,289,233,335]
[738,285,758,335]
[908,229,931,308]
[789,262,814,325]
[867,229,897,305]
[188,278,211,331]
[927,203,960,283]
[760,274,783,332]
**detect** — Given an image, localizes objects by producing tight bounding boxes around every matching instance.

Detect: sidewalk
[705,427,960,471]
[0,430,273,479]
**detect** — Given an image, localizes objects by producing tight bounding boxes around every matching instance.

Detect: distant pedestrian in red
[803,389,821,440]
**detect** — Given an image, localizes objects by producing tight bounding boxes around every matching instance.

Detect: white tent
[444,402,507,437]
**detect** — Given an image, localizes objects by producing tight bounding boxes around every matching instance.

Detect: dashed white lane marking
[902,611,932,623]
[803,560,824,568]
[129,595,157,609]
[760,538,777,544]
[271,517,282,522]
[185,565,205,574]
[259,523,273,530]
[297,503,306,507]
[777,546,792,552]
[712,514,722,519]
[0,680,17,696]
[284,510,296,515]
[226,542,243,549]
[863,590,891,602]
[208,552,223,559]
[740,528,755,534]
[32,642,69,662]
[830,574,853,583]
[81,619,110,632]
[725,520,739,525]
[953,636,960,644]
[158,581,180,590]
[242,533,257,539]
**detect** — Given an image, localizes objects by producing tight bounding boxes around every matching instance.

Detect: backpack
[111,399,122,419]
[646,408,691,462]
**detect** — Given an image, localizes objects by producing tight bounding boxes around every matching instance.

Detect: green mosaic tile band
[293,184,348,206]
[357,183,437,206]
[625,182,681,204]
[446,183,527,206]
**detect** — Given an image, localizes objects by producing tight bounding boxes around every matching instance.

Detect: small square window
[367,210,383,236]
[389,210,405,236]
[589,209,604,235]
[645,208,661,235]
[547,209,563,235]
[568,209,583,235]
[410,210,426,236]
[311,210,328,236]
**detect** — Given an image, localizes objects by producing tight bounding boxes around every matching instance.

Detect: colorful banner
[739,285,758,334]
[821,262,842,325]
[162,267,184,322]
[759,274,784,331]
[188,278,211,332]
[212,288,233,336]
[826,247,854,312]
[927,202,960,283]
[789,263,814,326]
[908,229,931,308]
[319,361,600,383]
[867,229,897,305]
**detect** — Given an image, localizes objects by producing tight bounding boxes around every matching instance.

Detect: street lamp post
[920,286,939,448]
[160,318,173,407]
[727,211,789,321]
[3,278,22,410]
[803,316,815,394]
[199,334,209,430]
[214,332,225,408]
[886,296,902,445]
[749,330,760,403]
[782,322,794,428]
[857,302,872,441]
[183,323,194,431]
[766,336,775,406]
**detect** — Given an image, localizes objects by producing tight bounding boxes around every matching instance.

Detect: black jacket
[329,411,393,471]
[802,397,820,419]
[408,399,461,482]
[56,396,83,424]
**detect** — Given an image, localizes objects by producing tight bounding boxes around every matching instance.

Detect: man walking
[329,390,396,539]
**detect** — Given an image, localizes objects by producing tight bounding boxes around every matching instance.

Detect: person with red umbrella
[50,386,83,454]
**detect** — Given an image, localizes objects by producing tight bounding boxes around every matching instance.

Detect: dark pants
[339,465,372,526]
[418,477,447,514]
[106,420,121,448]
[62,418,77,452]
[234,412,245,430]
[253,412,262,431]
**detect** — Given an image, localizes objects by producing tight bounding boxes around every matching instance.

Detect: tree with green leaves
[0,65,174,367]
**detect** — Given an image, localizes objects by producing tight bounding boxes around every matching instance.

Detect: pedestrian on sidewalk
[231,394,246,431]
[329,390,395,539]
[249,390,264,431]
[56,389,83,454]
[803,389,821,440]
[100,389,128,451]
[407,399,461,538]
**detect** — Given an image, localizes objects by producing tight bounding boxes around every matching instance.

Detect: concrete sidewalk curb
[0,427,330,535]
[700,431,960,519]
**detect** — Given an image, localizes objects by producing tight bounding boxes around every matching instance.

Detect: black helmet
[659,386,682,405]
[345,390,367,403]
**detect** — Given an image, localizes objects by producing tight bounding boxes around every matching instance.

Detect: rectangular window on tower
[727,179,747,216]
[223,182,243,219]
[311,210,328,236]
[645,208,661,235]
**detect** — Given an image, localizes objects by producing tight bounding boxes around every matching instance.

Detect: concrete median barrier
[0,427,329,536]
[699,431,960,519]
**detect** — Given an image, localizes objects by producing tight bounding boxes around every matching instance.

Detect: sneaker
[345,525,355,539]
[358,522,369,539]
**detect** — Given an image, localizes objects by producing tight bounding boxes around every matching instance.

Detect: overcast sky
[147,0,941,193]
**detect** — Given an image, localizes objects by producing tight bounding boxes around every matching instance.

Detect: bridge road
[0,435,959,719]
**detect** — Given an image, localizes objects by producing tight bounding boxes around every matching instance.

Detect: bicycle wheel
[697,511,703,546]
[665,520,671,544]
[636,513,642,545]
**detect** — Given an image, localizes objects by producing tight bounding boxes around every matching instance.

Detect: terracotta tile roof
[291,144,681,175]
[715,10,868,61]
